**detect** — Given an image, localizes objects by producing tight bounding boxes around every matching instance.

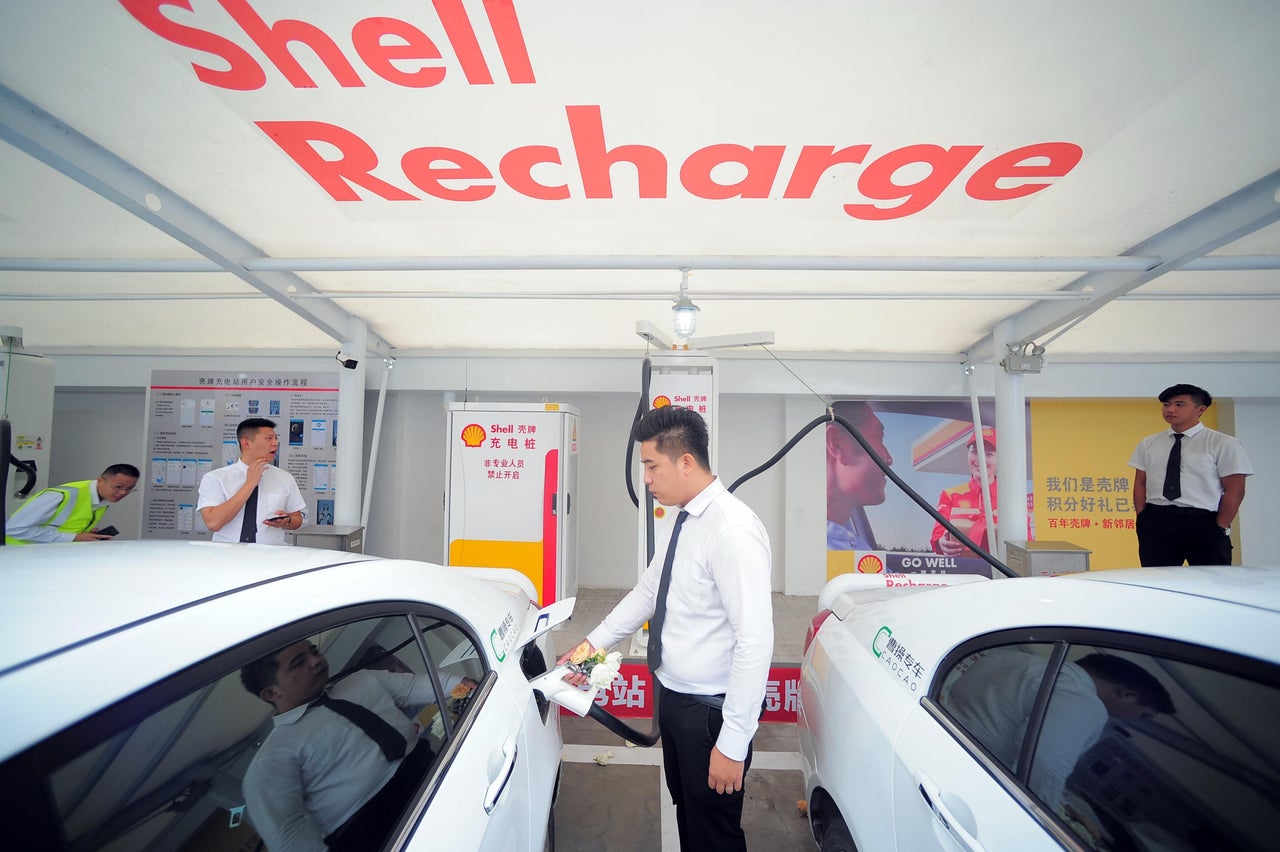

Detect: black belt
[1146,503,1214,514]
[690,693,726,710]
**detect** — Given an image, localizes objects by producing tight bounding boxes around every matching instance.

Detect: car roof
[0,540,376,675]
[1057,565,1280,614]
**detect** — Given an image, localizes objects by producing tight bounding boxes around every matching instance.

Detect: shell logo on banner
[652,395,671,408]
[654,506,667,520]
[460,423,486,448]
[857,553,886,574]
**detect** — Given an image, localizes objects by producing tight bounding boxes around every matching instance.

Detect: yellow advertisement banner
[1028,399,1218,571]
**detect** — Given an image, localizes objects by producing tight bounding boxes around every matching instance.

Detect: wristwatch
[1218,525,1231,534]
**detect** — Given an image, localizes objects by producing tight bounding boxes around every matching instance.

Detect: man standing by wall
[4,463,139,544]
[199,417,306,544]
[1129,384,1253,566]
[558,405,773,852]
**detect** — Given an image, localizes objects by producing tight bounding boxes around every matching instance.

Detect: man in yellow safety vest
[4,463,140,545]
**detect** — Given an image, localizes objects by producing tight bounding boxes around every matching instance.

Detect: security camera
[335,351,359,370]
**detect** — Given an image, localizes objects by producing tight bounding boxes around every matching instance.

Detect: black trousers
[1136,504,1231,567]
[659,689,753,852]
[325,740,435,851]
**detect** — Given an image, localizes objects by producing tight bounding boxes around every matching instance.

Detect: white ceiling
[2,1,1278,361]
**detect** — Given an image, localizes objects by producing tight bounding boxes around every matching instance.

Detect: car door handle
[915,772,986,852]
[483,735,519,814]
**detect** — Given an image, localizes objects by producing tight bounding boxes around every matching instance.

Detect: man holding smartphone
[4,463,140,545]
[198,418,306,545]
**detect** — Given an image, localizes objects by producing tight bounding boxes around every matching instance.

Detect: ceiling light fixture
[671,267,699,340]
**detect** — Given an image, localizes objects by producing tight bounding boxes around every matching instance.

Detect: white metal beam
[0,83,392,357]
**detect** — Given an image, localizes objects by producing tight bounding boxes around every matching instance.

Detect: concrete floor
[550,588,819,852]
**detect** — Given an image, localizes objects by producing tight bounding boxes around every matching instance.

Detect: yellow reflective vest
[4,480,107,545]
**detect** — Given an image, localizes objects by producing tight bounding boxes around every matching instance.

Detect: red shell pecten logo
[856,554,885,574]
[461,423,486,447]
[653,395,672,409]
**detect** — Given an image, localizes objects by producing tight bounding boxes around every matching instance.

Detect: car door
[894,628,1280,852]
[891,641,1068,852]
[400,614,542,852]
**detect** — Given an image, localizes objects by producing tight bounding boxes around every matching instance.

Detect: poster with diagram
[142,370,339,540]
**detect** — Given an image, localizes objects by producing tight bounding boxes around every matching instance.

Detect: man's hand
[708,746,745,794]
[245,459,272,487]
[555,640,595,686]
[73,531,113,542]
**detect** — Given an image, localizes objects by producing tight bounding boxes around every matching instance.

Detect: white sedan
[798,567,1280,852]
[0,540,571,852]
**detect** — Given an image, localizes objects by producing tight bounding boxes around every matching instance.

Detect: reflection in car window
[938,639,1280,851]
[28,612,487,851]
[939,643,1055,775]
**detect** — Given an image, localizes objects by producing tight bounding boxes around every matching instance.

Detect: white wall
[34,352,1280,595]
[48,389,147,540]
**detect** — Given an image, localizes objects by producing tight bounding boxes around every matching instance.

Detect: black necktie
[1163,434,1184,501]
[239,486,259,543]
[647,510,689,675]
[311,693,407,761]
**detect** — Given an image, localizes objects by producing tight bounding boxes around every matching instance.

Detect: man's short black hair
[1158,384,1212,408]
[1077,652,1176,715]
[101,463,140,479]
[240,649,283,699]
[237,417,277,443]
[632,406,711,471]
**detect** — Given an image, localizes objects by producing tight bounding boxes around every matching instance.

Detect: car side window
[416,616,486,747]
[1046,644,1280,852]
[938,642,1056,775]
[18,611,487,852]
[937,637,1280,852]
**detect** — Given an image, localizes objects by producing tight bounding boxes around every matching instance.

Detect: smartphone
[97,525,120,537]
[263,515,289,526]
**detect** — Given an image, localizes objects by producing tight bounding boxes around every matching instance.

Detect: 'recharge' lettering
[680,144,786,199]
[256,121,416,201]
[402,148,496,201]
[568,105,667,199]
[966,142,1084,200]
[846,144,983,220]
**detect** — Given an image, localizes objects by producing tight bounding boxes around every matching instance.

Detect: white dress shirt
[1129,422,1254,511]
[587,477,773,761]
[242,669,438,852]
[197,461,307,544]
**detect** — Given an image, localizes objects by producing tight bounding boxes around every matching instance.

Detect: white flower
[587,651,623,689]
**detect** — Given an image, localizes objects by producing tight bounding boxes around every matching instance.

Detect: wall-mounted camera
[335,351,359,370]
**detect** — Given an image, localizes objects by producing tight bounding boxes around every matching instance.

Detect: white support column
[993,319,1029,565]
[335,318,367,527]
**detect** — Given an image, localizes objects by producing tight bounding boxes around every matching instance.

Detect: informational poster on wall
[825,398,1034,580]
[142,371,339,540]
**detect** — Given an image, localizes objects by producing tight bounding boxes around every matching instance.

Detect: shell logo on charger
[857,553,886,574]
[652,395,672,408]
[460,423,486,448]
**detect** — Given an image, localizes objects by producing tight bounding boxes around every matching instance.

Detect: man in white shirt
[1129,384,1253,566]
[239,640,464,852]
[559,405,773,852]
[198,418,306,544]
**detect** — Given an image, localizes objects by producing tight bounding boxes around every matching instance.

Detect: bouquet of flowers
[429,679,476,738]
[566,641,623,688]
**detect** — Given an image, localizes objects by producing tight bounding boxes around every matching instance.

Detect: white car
[798,567,1280,852]
[0,541,570,852]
